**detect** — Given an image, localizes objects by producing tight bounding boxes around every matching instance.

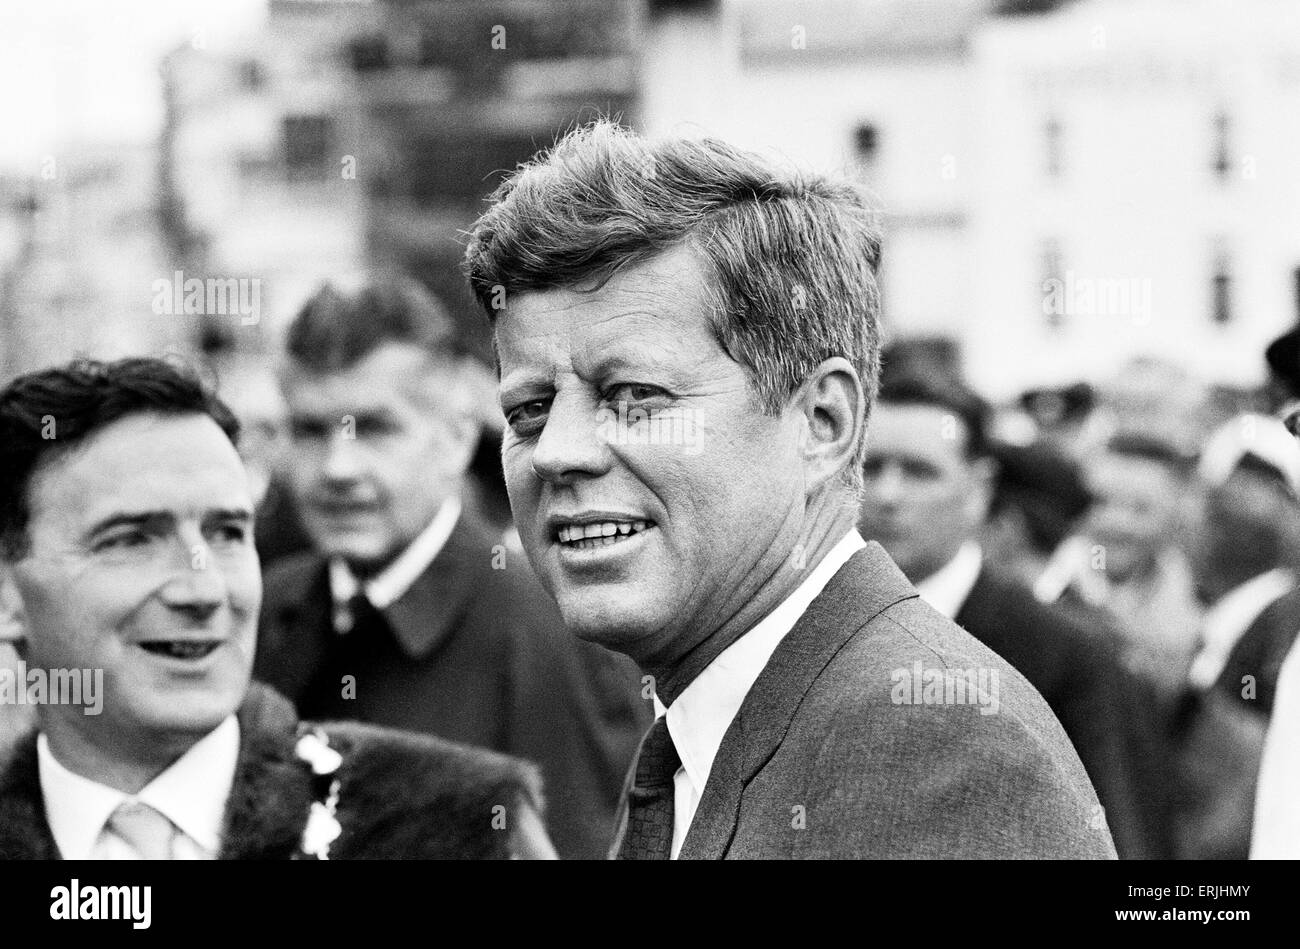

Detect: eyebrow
[84,507,253,538]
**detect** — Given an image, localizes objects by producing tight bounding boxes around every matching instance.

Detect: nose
[868,461,905,506]
[322,429,365,484]
[158,531,226,621]
[530,391,614,485]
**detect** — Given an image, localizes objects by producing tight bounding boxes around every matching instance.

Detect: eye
[607,383,667,405]
[505,398,551,436]
[93,530,150,553]
[211,523,249,545]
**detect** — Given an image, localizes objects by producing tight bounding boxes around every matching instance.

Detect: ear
[0,562,28,648]
[793,357,865,494]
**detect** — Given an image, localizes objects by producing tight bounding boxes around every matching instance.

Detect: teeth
[141,641,220,659]
[557,520,652,545]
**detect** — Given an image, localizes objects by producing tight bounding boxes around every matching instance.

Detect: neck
[652,489,858,705]
[39,712,205,796]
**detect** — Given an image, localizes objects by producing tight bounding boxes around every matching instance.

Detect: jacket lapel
[381,510,494,660]
[0,731,61,859]
[677,542,917,859]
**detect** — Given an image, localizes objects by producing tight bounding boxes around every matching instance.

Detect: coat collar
[271,508,496,661]
[0,684,314,860]
[676,542,917,859]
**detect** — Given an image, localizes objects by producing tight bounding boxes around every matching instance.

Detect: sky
[0,0,268,173]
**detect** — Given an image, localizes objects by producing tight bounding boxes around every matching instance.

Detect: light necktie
[105,801,177,861]
[617,716,681,860]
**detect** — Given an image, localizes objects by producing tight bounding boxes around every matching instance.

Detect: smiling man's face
[6,412,260,751]
[495,245,806,668]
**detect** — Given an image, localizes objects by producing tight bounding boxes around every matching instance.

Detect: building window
[853,123,879,182]
[238,59,264,92]
[1211,249,1233,324]
[350,36,390,72]
[1212,110,1231,180]
[283,115,333,176]
[1044,114,1063,179]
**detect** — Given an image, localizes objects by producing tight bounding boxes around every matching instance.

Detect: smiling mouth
[138,641,222,660]
[556,520,653,550]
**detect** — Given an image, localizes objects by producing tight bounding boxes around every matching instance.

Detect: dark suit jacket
[254,509,650,860]
[634,543,1115,859]
[955,566,1167,859]
[1213,582,1300,717]
[0,685,543,860]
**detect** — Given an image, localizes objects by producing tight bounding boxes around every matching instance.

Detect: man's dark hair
[463,119,883,489]
[285,272,471,372]
[0,357,239,559]
[877,373,990,460]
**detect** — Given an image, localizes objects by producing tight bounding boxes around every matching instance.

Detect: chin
[554,588,666,660]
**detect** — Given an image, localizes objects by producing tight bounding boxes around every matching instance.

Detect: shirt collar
[38,715,240,859]
[329,495,462,628]
[655,529,867,799]
[1190,567,1296,689]
[914,541,984,619]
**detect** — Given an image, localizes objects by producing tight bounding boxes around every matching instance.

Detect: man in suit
[462,120,1115,859]
[855,375,1166,858]
[0,357,552,859]
[253,275,648,860]
[1188,414,1300,718]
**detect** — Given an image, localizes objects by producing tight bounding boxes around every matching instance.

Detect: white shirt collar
[914,542,984,620]
[329,495,462,629]
[1189,567,1296,690]
[38,715,240,859]
[655,529,867,817]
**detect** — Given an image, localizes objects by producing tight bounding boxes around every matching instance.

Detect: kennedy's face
[495,246,805,667]
[281,343,475,571]
[8,412,260,749]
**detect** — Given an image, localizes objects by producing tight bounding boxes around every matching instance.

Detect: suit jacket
[0,685,544,860]
[955,566,1167,859]
[1213,582,1300,717]
[254,508,650,860]
[640,543,1115,859]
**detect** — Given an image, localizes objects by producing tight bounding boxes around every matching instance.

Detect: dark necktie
[617,716,681,860]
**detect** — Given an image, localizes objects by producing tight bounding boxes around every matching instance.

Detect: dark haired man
[858,375,1165,857]
[254,274,647,860]
[0,357,553,859]
[465,120,1114,859]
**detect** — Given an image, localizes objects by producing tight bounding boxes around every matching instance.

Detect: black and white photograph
[0,0,1295,930]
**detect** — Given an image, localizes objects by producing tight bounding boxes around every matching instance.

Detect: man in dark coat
[0,358,551,859]
[253,276,648,859]
[857,375,1164,858]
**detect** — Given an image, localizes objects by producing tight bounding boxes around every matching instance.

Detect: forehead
[866,402,969,460]
[26,412,250,526]
[281,342,449,414]
[1089,453,1178,492]
[494,245,723,381]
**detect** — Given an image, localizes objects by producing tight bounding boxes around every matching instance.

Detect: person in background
[0,357,553,859]
[857,373,1166,858]
[1037,433,1203,695]
[253,274,648,860]
[1187,414,1300,718]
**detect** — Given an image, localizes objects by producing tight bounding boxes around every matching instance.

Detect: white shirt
[1188,568,1295,690]
[654,529,867,859]
[329,495,462,633]
[38,716,240,860]
[914,542,984,620]
[1251,636,1300,858]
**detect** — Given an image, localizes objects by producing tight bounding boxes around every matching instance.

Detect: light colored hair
[463,120,884,487]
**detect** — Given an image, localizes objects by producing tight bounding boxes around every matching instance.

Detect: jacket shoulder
[784,596,1115,858]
